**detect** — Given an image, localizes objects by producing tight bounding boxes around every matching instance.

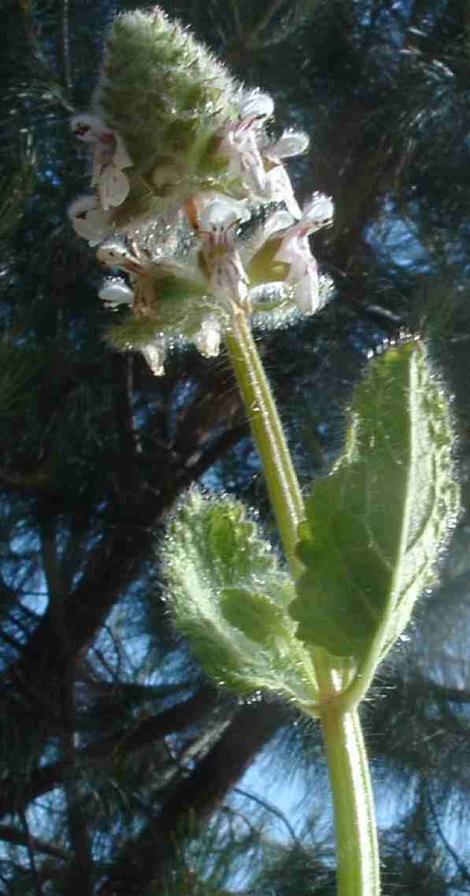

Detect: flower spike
[68,9,334,375]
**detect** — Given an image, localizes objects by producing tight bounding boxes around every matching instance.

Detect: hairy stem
[320,706,380,896]
[225,310,304,573]
[225,308,380,896]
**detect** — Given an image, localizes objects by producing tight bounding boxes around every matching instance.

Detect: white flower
[71,113,132,210]
[67,195,111,245]
[141,341,166,377]
[195,195,250,308]
[268,130,309,159]
[298,192,334,232]
[263,130,309,219]
[219,91,274,195]
[194,316,222,358]
[238,91,275,122]
[98,278,134,309]
[96,239,146,275]
[274,193,334,315]
[70,113,105,143]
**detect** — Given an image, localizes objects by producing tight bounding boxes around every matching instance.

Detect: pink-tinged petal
[275,232,308,272]
[67,195,110,245]
[218,93,275,195]
[274,230,324,315]
[70,113,108,143]
[265,163,301,218]
[219,128,267,194]
[292,257,321,315]
[211,252,249,307]
[94,165,130,210]
[195,195,250,306]
[72,114,132,210]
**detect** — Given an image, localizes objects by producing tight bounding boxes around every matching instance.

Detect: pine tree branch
[0,823,71,861]
[0,687,219,817]
[99,701,288,896]
[5,420,245,712]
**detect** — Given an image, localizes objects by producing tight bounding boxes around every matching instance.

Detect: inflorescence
[68,6,334,376]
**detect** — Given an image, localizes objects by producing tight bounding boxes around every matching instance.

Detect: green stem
[225,310,304,574]
[320,706,380,896]
[225,308,380,896]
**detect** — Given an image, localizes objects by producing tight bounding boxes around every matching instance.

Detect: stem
[225,310,304,574]
[320,707,380,896]
[225,308,380,896]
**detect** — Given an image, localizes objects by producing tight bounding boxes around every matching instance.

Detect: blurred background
[1,0,470,893]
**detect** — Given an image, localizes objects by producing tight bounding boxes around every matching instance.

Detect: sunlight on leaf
[290,339,460,665]
[162,489,318,706]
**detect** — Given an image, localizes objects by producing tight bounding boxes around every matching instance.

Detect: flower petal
[265,163,301,218]
[239,91,274,123]
[298,193,334,234]
[67,195,110,245]
[70,113,107,143]
[196,194,249,236]
[292,257,321,315]
[220,128,267,193]
[99,278,135,307]
[97,239,142,273]
[141,341,165,376]
[194,316,222,358]
[274,231,323,314]
[93,164,130,210]
[268,129,309,160]
[210,252,249,307]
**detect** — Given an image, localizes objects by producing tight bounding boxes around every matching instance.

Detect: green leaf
[163,490,317,705]
[290,340,460,665]
[220,587,295,645]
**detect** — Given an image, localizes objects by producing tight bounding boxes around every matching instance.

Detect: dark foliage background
[0,0,470,893]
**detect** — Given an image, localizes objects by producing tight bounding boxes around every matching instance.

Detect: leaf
[290,340,460,664]
[220,587,295,645]
[163,490,317,705]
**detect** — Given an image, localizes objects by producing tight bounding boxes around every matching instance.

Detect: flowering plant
[68,8,459,896]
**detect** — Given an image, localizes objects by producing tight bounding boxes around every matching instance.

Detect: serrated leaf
[163,490,317,705]
[290,340,460,665]
[221,587,295,645]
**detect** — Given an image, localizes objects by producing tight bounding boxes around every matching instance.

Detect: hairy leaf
[290,340,460,663]
[163,490,317,705]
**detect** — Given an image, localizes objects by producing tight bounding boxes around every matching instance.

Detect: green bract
[290,340,460,678]
[162,490,319,708]
[97,7,239,222]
